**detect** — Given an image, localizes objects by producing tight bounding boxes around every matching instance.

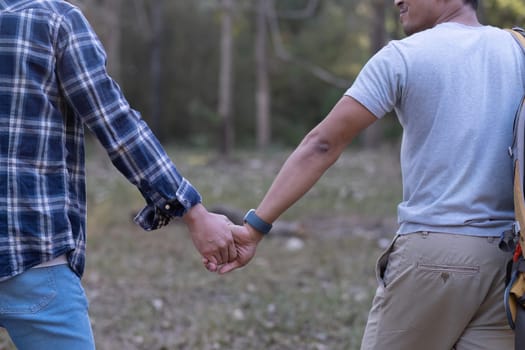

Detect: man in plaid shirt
[0,1,236,348]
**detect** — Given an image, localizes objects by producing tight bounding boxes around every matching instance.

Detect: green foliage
[481,0,525,27]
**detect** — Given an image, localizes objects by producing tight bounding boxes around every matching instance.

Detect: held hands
[206,224,263,274]
[183,204,264,274]
[182,203,237,267]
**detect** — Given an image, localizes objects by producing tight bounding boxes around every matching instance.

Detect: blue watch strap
[243,209,272,234]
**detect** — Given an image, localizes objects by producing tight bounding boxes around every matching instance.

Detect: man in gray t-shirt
[347,22,525,237]
[220,0,522,348]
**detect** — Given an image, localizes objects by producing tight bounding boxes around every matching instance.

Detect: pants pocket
[375,235,400,287]
[0,268,57,314]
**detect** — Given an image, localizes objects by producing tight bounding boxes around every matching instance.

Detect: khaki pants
[361,232,514,350]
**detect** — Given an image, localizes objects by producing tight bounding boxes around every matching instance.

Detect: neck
[436,4,480,27]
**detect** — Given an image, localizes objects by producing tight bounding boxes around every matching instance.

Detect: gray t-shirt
[346,22,525,236]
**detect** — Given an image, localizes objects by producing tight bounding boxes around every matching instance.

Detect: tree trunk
[74,0,122,81]
[362,0,386,148]
[218,0,235,156]
[104,0,122,81]
[150,0,164,138]
[255,0,271,150]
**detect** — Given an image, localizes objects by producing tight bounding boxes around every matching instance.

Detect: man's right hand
[182,203,237,267]
[205,224,264,274]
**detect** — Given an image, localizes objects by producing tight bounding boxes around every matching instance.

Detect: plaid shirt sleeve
[55,8,201,230]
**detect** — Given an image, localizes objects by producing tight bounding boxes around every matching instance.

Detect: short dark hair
[465,0,478,10]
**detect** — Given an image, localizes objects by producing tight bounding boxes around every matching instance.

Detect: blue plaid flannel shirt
[0,0,202,281]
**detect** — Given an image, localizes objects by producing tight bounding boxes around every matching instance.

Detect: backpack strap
[506,27,525,50]
[505,27,525,350]
[506,27,525,257]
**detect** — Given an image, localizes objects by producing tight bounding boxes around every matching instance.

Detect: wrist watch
[243,209,272,234]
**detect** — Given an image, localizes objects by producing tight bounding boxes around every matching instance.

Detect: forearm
[218,97,377,274]
[252,96,377,225]
[254,133,343,224]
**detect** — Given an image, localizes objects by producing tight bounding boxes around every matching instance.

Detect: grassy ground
[0,143,402,350]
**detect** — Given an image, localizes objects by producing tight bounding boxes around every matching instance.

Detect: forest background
[1,1,525,349]
[76,0,525,153]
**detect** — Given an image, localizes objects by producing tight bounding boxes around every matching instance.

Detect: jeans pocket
[0,268,57,314]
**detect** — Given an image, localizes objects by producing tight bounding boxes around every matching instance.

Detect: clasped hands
[183,204,263,274]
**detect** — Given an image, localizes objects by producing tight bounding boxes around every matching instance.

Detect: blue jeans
[0,265,95,350]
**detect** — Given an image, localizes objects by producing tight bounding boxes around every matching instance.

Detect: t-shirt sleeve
[345,42,406,119]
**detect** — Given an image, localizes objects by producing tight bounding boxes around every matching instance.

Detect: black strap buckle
[500,225,519,252]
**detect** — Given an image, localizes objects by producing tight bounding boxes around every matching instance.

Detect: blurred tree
[75,0,525,149]
[218,0,235,156]
[69,0,122,80]
[120,1,223,145]
[267,0,349,88]
[150,0,165,138]
[267,0,369,146]
[255,0,271,150]
[258,0,354,149]
[361,0,387,148]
